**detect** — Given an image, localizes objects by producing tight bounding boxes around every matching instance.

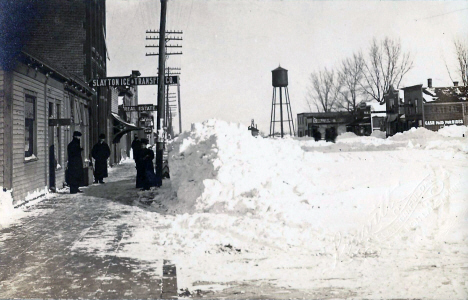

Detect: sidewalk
[0,160,177,299]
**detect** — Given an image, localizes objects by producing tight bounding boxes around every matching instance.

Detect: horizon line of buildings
[297,79,467,139]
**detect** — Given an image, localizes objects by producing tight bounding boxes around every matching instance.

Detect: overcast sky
[106,0,468,133]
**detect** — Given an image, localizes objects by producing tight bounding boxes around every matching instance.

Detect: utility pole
[146,2,183,185]
[176,76,181,133]
[155,0,167,187]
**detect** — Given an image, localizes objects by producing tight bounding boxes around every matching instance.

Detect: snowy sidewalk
[0,160,177,299]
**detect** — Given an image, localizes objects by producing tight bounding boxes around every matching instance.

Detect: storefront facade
[1,52,93,204]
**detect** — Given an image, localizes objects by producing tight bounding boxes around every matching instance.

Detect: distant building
[402,79,467,132]
[297,101,385,139]
[384,86,406,137]
[297,112,354,138]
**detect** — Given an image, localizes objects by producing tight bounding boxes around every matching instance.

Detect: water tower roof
[272,66,288,72]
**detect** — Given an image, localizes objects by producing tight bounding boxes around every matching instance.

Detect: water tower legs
[269,86,295,137]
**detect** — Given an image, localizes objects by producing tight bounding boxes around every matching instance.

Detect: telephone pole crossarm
[146,30,183,34]
[146,52,182,56]
[146,44,182,48]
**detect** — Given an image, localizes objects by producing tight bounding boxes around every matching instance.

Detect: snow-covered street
[1,120,468,299]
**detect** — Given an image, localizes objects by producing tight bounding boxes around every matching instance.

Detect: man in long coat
[67,131,84,194]
[92,133,111,184]
[131,134,141,161]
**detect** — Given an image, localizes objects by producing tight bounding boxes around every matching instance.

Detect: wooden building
[297,112,354,138]
[402,79,467,132]
[1,51,94,204]
[384,86,406,137]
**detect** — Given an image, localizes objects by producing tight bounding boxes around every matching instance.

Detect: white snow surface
[0,189,23,229]
[156,120,467,297]
[4,120,468,298]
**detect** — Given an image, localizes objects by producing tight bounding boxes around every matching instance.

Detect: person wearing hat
[92,133,111,184]
[131,134,141,162]
[136,138,156,190]
[67,131,84,194]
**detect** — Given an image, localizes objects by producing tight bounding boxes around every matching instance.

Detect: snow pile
[169,120,325,227]
[336,131,358,139]
[437,125,468,138]
[0,188,26,229]
[370,130,386,139]
[167,120,468,252]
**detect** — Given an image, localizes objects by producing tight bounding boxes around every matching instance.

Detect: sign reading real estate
[123,105,157,112]
[90,76,178,87]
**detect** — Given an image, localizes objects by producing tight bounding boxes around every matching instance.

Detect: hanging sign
[123,105,157,112]
[90,76,178,87]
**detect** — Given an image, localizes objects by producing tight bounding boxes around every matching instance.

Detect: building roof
[422,86,467,103]
[20,50,95,96]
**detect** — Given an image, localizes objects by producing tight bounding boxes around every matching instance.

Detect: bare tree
[361,37,413,104]
[306,68,341,112]
[337,52,365,113]
[454,39,468,86]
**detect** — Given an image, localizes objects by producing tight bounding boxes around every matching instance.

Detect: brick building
[24,0,109,145]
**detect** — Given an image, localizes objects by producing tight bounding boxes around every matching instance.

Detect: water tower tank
[272,66,288,87]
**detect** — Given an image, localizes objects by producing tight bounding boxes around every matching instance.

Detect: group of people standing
[131,134,158,191]
[66,131,110,194]
[66,132,158,194]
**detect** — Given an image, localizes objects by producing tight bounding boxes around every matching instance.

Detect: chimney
[427,78,432,88]
[453,81,459,87]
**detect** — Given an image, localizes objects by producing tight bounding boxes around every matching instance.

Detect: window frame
[24,93,37,160]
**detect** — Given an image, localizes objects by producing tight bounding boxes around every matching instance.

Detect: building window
[414,99,418,114]
[25,94,36,158]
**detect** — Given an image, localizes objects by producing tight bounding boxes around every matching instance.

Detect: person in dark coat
[131,134,141,162]
[67,131,84,194]
[92,133,111,184]
[137,138,156,191]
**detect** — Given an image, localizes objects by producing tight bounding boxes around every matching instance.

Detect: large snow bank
[162,119,468,294]
[167,119,468,251]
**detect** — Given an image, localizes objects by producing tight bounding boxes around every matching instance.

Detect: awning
[112,112,143,143]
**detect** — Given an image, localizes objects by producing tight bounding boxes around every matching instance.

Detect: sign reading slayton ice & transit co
[90,76,178,87]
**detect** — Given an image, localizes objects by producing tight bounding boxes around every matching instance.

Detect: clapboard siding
[10,69,48,202]
[3,58,94,203]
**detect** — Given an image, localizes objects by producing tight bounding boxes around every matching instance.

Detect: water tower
[270,66,295,137]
